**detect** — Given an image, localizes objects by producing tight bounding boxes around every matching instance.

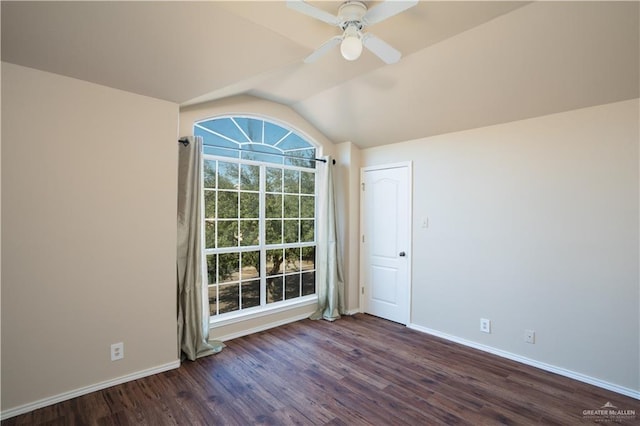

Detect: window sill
[209,295,318,329]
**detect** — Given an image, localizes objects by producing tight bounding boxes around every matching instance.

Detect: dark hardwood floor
[3,314,638,425]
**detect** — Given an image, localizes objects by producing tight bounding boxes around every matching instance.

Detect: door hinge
[361,287,365,295]
[361,182,365,191]
[362,235,365,243]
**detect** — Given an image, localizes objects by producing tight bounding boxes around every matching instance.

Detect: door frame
[359,161,413,325]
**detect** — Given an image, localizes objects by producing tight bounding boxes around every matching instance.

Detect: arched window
[195,116,318,321]
[195,116,317,168]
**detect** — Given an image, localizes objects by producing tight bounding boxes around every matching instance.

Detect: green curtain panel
[311,157,345,321]
[177,136,224,360]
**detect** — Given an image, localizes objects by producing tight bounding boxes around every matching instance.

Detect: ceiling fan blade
[362,33,402,64]
[304,36,342,63]
[286,0,340,26]
[363,0,418,26]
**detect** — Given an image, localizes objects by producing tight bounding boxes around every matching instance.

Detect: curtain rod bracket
[315,158,336,165]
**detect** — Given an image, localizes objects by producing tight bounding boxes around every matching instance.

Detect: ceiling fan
[287,0,418,64]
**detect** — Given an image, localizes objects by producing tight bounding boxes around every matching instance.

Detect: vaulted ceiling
[2,1,638,148]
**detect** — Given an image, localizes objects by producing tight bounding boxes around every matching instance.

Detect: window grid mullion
[259,165,267,307]
[214,160,220,316]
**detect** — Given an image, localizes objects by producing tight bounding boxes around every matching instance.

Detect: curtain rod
[178,138,335,164]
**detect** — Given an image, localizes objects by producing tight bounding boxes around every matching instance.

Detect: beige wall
[335,141,361,313]
[361,99,640,393]
[1,63,180,412]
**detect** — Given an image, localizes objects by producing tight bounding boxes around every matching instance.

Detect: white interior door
[360,163,411,325]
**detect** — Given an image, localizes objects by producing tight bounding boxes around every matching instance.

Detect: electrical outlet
[111,342,124,361]
[480,318,491,334]
[524,330,535,344]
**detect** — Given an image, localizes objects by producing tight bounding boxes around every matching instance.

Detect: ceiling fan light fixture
[340,23,363,61]
[340,35,362,61]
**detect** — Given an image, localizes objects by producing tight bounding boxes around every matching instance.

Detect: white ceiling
[2,1,638,148]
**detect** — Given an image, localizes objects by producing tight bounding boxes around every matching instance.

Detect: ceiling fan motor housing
[339,1,367,30]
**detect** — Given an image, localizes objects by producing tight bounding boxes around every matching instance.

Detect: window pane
[218,252,239,283]
[217,221,238,247]
[205,221,215,249]
[265,194,282,218]
[204,191,216,218]
[302,272,315,296]
[284,220,299,244]
[285,274,300,300]
[242,151,283,165]
[285,247,300,272]
[266,167,282,192]
[301,220,314,242]
[197,127,238,149]
[217,192,238,218]
[283,169,299,193]
[290,148,316,161]
[206,255,216,284]
[208,286,218,316]
[286,158,315,169]
[264,122,289,146]
[301,246,315,271]
[241,251,260,280]
[203,146,239,159]
[279,133,312,150]
[300,196,314,218]
[240,192,259,218]
[265,220,282,245]
[301,172,315,194]
[240,220,259,246]
[283,195,299,218]
[242,280,260,309]
[204,160,216,188]
[286,149,316,168]
[218,162,239,189]
[235,117,263,143]
[240,164,259,191]
[200,118,248,142]
[242,144,281,155]
[219,283,240,314]
[266,249,284,276]
[267,276,283,304]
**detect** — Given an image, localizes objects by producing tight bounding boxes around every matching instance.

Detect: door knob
[399,251,406,257]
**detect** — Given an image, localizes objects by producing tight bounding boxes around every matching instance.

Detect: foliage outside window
[197,116,318,319]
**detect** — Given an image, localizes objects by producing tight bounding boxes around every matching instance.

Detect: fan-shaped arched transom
[195,116,317,169]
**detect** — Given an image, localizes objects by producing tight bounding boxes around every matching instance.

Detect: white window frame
[195,115,322,328]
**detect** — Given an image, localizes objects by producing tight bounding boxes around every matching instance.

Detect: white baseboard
[1,360,181,420]
[213,312,313,342]
[408,323,640,400]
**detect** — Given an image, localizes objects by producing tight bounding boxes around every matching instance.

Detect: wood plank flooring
[3,314,638,425]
